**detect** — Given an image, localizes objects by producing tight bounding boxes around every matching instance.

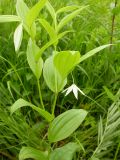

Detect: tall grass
[0,0,120,159]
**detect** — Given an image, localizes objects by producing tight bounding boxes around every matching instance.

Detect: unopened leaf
[27,38,43,79]
[14,23,23,52]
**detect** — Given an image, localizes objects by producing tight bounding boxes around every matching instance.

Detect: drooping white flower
[62,84,85,99]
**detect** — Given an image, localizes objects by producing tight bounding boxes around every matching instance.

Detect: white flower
[62,84,85,99]
[110,2,115,9]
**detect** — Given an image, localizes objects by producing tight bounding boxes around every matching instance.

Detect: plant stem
[0,55,30,101]
[37,78,44,109]
[52,93,58,116]
[0,151,17,160]
[114,143,120,160]
[110,0,118,51]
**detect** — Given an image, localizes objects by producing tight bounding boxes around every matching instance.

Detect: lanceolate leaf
[16,0,29,22]
[56,5,80,14]
[45,1,56,24]
[48,109,87,142]
[19,147,48,160]
[14,23,23,52]
[26,0,47,27]
[27,38,43,79]
[0,15,20,23]
[57,6,88,32]
[39,18,57,40]
[35,31,71,59]
[79,44,111,63]
[16,0,36,38]
[50,143,80,160]
[11,99,54,122]
[54,51,80,80]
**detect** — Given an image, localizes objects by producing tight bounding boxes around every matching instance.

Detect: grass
[0,0,120,159]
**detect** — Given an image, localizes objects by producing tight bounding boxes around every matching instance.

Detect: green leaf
[56,5,79,14]
[26,0,47,27]
[19,147,48,160]
[90,157,100,160]
[35,30,71,59]
[103,86,116,101]
[11,98,54,122]
[112,5,120,15]
[16,0,29,22]
[43,55,67,93]
[45,1,56,23]
[54,51,80,80]
[98,116,103,144]
[39,18,57,40]
[0,15,21,23]
[50,142,80,160]
[27,38,43,79]
[14,23,23,52]
[57,6,87,32]
[16,0,36,38]
[79,44,111,63]
[48,109,87,142]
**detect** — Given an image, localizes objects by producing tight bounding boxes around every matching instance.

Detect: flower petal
[65,86,73,96]
[73,86,78,99]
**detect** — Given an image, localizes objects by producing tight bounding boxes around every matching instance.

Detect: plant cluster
[0,0,120,160]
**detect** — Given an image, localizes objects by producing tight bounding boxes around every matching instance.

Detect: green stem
[52,93,58,116]
[37,79,44,109]
[0,56,30,101]
[110,0,118,51]
[114,143,120,160]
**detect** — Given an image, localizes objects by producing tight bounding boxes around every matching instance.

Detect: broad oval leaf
[11,98,54,122]
[57,6,88,32]
[14,23,23,52]
[19,147,48,160]
[0,15,20,23]
[27,38,43,79]
[43,55,67,93]
[48,109,87,142]
[54,51,80,80]
[50,142,80,160]
[26,0,47,27]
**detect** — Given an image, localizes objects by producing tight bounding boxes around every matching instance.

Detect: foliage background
[0,0,120,159]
